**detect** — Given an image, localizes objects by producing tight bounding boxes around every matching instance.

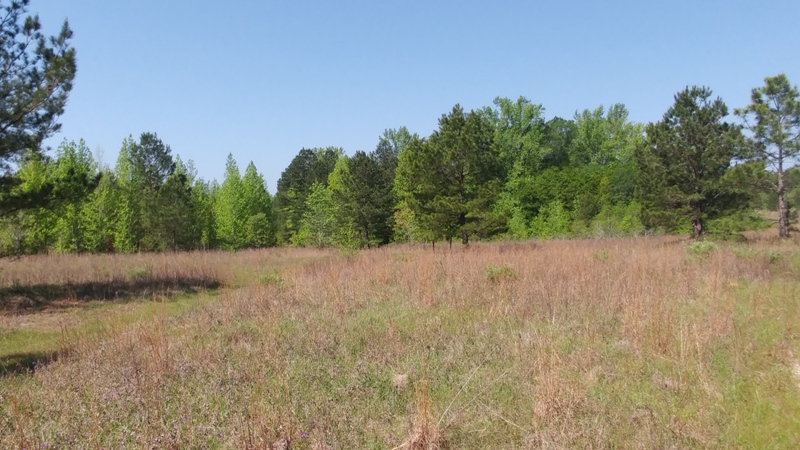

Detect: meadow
[1,234,799,449]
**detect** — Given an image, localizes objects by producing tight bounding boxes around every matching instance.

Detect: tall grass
[1,236,799,448]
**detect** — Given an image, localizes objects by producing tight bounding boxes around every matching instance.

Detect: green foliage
[686,241,719,258]
[705,210,770,234]
[636,86,748,238]
[214,153,244,250]
[127,266,149,280]
[192,179,217,250]
[530,200,571,239]
[241,162,276,248]
[589,201,645,238]
[398,105,502,245]
[0,0,77,216]
[0,78,785,253]
[242,213,270,248]
[274,147,341,245]
[333,150,394,247]
[295,181,336,247]
[736,74,800,238]
[112,133,180,252]
[259,271,284,286]
[483,96,547,177]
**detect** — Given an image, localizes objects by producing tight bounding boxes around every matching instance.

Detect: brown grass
[0,247,333,312]
[1,235,799,448]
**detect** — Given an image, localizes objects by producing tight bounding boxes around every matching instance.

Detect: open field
[2,235,800,448]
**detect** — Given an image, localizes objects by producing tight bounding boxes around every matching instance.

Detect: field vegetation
[2,233,799,448]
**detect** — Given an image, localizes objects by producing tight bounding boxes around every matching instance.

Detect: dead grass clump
[398,379,447,450]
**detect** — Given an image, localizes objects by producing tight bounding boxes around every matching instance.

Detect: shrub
[687,241,719,258]
[484,264,516,282]
[127,267,149,280]
[259,271,284,286]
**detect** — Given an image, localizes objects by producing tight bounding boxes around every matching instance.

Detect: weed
[686,241,718,258]
[259,271,284,286]
[593,249,611,261]
[127,266,149,280]
[483,264,516,282]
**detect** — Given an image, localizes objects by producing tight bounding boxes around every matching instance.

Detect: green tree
[530,199,571,239]
[336,150,390,247]
[273,147,341,244]
[736,74,800,238]
[4,151,55,253]
[81,169,119,252]
[636,86,746,238]
[295,181,336,247]
[401,105,502,246]
[379,127,415,157]
[159,168,194,251]
[241,161,275,247]
[542,117,577,168]
[51,139,95,253]
[483,96,548,177]
[191,179,217,250]
[0,0,77,216]
[118,132,176,251]
[112,137,139,252]
[214,153,245,250]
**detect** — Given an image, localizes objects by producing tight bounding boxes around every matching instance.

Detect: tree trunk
[692,217,703,240]
[692,204,703,241]
[778,161,789,239]
[461,229,469,246]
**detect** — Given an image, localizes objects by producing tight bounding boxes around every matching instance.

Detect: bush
[687,241,719,258]
[127,267,149,280]
[484,264,516,282]
[530,200,571,240]
[259,271,284,286]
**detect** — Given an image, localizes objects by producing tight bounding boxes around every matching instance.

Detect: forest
[2,83,798,256]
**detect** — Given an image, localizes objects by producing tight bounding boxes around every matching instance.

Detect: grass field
[1,235,799,448]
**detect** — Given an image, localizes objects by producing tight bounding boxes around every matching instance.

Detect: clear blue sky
[32,0,800,192]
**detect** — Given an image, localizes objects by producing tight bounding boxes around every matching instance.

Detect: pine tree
[240,162,275,247]
[402,105,502,245]
[736,74,800,238]
[192,179,217,250]
[0,0,77,216]
[636,86,746,238]
[273,147,341,244]
[159,169,194,251]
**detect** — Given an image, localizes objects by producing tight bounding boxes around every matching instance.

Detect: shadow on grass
[0,277,221,314]
[0,351,58,377]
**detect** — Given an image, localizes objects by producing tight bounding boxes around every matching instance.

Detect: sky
[31,0,800,192]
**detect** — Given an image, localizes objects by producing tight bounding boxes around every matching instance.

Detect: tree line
[1,1,798,255]
[3,77,797,256]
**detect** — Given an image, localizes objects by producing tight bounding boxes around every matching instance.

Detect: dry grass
[0,247,333,312]
[1,235,800,448]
